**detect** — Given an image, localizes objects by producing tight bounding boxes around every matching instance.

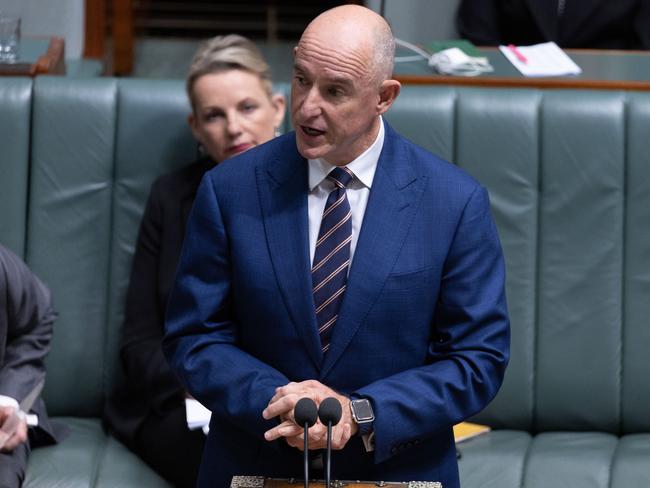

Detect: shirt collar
[308,116,385,191]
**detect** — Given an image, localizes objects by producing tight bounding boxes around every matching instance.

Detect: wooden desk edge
[393,73,650,91]
[34,37,66,75]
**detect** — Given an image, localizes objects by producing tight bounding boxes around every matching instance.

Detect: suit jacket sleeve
[119,179,185,412]
[356,185,510,464]
[0,246,58,444]
[163,174,290,439]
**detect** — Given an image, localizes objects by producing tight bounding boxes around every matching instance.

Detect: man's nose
[300,87,322,118]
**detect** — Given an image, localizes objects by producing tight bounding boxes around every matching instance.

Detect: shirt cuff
[0,395,19,410]
[0,395,39,427]
[361,431,375,452]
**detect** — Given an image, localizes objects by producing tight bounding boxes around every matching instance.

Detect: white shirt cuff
[361,432,375,451]
[0,395,19,410]
[0,395,39,426]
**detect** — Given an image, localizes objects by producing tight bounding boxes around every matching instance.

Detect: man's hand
[0,406,28,452]
[262,380,358,451]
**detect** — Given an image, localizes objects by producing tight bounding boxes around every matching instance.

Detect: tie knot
[328,167,354,189]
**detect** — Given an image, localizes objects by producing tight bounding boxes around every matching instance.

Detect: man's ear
[376,79,401,115]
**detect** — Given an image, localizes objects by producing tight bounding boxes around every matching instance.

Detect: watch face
[352,399,374,422]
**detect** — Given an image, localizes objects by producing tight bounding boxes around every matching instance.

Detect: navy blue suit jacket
[164,122,510,488]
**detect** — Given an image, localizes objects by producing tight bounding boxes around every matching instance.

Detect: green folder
[425,40,482,58]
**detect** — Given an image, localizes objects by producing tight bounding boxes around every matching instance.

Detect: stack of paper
[499,42,582,77]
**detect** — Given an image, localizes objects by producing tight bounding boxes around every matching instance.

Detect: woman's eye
[204,111,224,121]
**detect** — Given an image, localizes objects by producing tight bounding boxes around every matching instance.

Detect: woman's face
[189,70,285,163]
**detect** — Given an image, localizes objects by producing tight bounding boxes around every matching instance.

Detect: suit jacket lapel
[257,139,323,370]
[321,123,426,378]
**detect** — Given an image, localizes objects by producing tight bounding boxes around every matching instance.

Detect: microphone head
[318,397,342,426]
[294,397,318,428]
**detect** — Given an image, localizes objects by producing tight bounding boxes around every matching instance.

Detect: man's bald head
[299,5,395,84]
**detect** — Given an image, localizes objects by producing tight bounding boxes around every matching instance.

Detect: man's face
[291,35,382,166]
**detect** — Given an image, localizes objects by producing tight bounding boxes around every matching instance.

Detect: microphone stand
[318,397,342,488]
[294,397,317,488]
[325,420,333,488]
[303,420,309,488]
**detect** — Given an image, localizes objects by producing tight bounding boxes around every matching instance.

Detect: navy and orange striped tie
[312,167,354,353]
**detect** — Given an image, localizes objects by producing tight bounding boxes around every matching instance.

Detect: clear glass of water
[0,14,21,63]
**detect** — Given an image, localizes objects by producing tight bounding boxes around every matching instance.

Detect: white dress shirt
[308,117,385,266]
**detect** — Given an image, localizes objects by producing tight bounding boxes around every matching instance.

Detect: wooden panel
[113,0,134,75]
[84,0,106,59]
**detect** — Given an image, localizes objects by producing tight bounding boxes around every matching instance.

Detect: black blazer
[105,157,214,445]
[457,0,650,49]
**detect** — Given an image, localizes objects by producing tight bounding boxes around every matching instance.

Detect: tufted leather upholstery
[1,77,648,487]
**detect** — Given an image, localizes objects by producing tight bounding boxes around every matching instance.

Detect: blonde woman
[106,35,285,487]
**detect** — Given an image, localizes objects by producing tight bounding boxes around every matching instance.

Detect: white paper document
[499,42,582,77]
[185,398,211,434]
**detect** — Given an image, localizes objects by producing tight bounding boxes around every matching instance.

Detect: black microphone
[318,397,342,488]
[294,397,318,488]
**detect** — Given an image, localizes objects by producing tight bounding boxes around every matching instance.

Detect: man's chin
[296,139,329,161]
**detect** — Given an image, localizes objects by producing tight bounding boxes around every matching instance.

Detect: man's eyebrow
[330,76,353,87]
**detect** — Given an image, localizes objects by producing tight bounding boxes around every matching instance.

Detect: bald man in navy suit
[164,5,510,487]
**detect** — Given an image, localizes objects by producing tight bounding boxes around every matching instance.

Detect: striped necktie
[312,167,354,353]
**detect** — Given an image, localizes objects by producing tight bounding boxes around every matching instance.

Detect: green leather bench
[1,76,649,487]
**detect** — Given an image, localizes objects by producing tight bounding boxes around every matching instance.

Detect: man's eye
[328,87,343,97]
[242,104,258,112]
[295,75,307,86]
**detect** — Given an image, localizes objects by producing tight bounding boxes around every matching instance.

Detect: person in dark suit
[163,5,510,488]
[457,0,650,49]
[0,244,60,488]
[104,34,285,488]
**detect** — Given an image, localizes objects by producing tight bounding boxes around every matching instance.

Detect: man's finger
[264,419,303,441]
[332,422,352,450]
[263,394,297,420]
[0,419,27,452]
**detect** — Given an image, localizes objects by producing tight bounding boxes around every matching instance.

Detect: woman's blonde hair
[186,34,273,111]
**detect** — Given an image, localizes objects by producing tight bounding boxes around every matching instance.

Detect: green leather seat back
[532,91,625,433]
[388,86,650,435]
[106,79,197,394]
[622,92,650,434]
[0,78,32,257]
[27,77,119,416]
[454,88,542,432]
